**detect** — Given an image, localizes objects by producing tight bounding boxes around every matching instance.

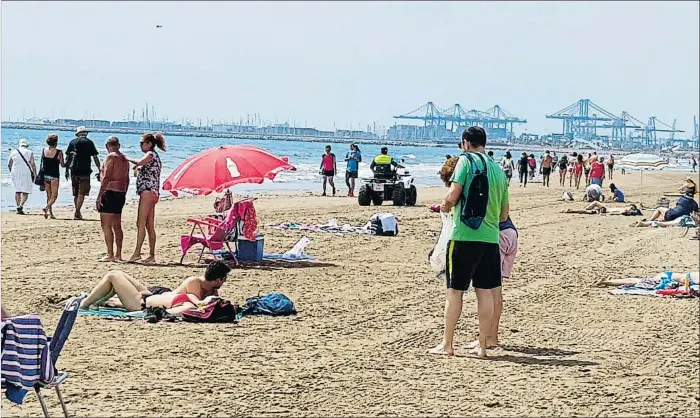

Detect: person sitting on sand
[80,260,231,313]
[596,271,698,287]
[647,195,699,223]
[563,202,641,216]
[609,183,625,202]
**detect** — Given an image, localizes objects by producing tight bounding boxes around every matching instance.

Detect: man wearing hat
[65,126,101,220]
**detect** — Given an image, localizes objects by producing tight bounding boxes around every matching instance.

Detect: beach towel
[272,219,371,236]
[78,308,145,320]
[1,314,54,405]
[429,212,453,281]
[242,292,297,316]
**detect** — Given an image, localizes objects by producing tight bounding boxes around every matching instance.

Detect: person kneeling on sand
[583,183,605,202]
[80,260,231,313]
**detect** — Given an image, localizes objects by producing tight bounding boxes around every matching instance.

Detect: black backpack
[459,152,489,230]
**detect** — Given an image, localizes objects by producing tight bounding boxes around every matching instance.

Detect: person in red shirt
[589,157,605,187]
[319,145,337,196]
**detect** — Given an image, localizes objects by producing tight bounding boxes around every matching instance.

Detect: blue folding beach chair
[34,293,86,418]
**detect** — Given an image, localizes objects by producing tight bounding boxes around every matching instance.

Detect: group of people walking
[498,150,614,190]
[7,126,166,263]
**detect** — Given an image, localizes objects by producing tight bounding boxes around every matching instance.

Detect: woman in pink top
[319,145,337,196]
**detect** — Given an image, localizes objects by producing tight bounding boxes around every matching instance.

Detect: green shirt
[449,152,509,244]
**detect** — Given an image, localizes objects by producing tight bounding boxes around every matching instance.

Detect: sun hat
[18,138,29,147]
[76,126,89,135]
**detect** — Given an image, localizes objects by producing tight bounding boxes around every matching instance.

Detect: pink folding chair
[179,204,240,264]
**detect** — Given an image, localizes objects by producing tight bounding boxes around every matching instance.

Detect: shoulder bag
[33,149,46,190]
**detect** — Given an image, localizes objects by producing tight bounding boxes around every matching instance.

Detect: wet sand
[2,170,699,417]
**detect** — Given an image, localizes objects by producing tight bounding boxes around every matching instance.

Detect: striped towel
[1,314,54,404]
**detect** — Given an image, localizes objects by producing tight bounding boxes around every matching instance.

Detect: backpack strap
[460,152,488,177]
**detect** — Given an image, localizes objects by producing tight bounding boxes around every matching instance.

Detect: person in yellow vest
[369,147,402,178]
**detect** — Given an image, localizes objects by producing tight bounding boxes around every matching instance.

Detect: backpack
[242,292,297,316]
[181,299,241,323]
[459,152,489,230]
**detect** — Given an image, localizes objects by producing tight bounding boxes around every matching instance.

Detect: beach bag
[181,299,240,323]
[368,213,399,236]
[214,190,233,213]
[459,152,489,230]
[428,212,454,281]
[242,292,297,316]
[33,150,45,191]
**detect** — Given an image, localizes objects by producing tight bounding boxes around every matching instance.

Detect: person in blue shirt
[344,144,362,197]
[609,183,625,202]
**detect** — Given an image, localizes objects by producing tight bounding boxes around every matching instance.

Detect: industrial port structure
[388,98,697,151]
[389,102,527,142]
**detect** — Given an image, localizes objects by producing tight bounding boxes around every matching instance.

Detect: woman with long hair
[41,134,66,219]
[127,132,166,264]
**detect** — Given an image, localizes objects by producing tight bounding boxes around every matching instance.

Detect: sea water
[1,127,694,210]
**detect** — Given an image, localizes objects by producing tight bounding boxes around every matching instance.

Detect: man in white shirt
[584,183,604,202]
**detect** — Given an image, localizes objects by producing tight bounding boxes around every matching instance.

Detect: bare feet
[98,256,115,262]
[42,207,48,219]
[467,339,498,349]
[142,255,156,264]
[469,342,488,358]
[427,343,454,356]
[127,254,142,263]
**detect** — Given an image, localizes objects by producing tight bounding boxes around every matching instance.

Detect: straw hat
[685,176,696,184]
[18,138,29,147]
[76,126,89,135]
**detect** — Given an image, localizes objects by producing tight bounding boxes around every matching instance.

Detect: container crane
[545,99,619,142]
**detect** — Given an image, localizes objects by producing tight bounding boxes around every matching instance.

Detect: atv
[358,167,417,207]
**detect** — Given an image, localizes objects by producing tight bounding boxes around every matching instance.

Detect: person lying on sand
[632,213,696,228]
[562,202,642,216]
[596,271,698,287]
[80,260,231,313]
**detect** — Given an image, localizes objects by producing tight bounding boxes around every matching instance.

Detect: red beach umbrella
[162,145,296,196]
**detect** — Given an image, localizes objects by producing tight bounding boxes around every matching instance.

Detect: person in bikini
[97,137,130,262]
[80,260,231,313]
[596,271,698,287]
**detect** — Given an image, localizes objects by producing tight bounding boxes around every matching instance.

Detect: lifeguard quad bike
[358,165,417,206]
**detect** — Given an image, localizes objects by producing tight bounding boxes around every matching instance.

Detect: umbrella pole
[640,170,643,206]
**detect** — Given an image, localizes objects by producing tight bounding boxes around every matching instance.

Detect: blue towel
[1,315,54,405]
[78,308,144,319]
[263,253,316,262]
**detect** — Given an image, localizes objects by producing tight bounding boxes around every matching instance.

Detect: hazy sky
[2,1,698,134]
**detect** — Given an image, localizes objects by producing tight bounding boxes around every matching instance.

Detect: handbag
[15,148,36,183]
[33,149,46,191]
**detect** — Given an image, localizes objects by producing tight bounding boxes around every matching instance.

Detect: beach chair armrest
[203,217,222,225]
[185,218,223,230]
[39,371,69,388]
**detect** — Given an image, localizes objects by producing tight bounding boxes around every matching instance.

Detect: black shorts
[71,175,91,197]
[446,241,502,291]
[345,171,358,179]
[322,170,335,177]
[98,190,127,215]
[542,167,552,176]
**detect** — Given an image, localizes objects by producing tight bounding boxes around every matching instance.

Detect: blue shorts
[591,177,603,186]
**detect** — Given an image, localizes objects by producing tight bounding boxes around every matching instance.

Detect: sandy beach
[1,170,698,417]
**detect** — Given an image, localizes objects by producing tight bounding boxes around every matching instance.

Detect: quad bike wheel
[372,193,384,206]
[358,185,372,206]
[406,185,417,206]
[392,185,406,206]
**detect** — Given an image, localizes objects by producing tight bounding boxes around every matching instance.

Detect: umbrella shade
[163,145,296,196]
[617,153,668,170]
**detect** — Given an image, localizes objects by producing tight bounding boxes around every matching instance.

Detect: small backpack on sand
[459,152,489,230]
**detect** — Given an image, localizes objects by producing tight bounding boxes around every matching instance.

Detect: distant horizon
[2,2,698,134]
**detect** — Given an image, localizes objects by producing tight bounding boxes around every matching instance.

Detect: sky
[1,1,698,135]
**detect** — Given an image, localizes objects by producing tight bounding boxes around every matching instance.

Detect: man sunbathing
[80,260,231,313]
[562,202,642,216]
